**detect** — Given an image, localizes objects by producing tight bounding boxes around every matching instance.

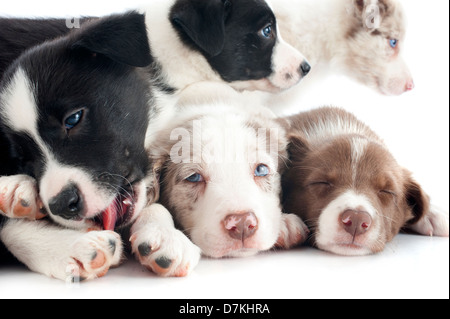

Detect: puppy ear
[72,11,152,67]
[403,176,430,226]
[352,0,390,30]
[287,134,310,163]
[170,0,229,57]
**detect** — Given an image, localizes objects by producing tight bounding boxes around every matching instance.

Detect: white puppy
[275,0,413,96]
[146,104,308,259]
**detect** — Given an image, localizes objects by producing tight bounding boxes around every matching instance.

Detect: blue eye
[255,164,270,177]
[64,110,84,130]
[186,173,204,183]
[261,24,273,38]
[389,39,398,48]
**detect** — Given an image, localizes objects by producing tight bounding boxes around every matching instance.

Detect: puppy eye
[389,39,398,49]
[255,164,270,177]
[186,173,204,183]
[261,24,273,39]
[380,190,397,197]
[309,181,333,188]
[64,110,84,130]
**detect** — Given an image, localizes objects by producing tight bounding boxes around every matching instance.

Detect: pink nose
[224,212,258,241]
[405,79,415,92]
[340,210,372,237]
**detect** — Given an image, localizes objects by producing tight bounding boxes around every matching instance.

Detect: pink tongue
[102,205,118,231]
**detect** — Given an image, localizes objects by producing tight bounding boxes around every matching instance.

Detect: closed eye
[380,190,397,197]
[309,181,333,187]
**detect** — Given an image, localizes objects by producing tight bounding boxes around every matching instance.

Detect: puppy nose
[299,61,311,77]
[340,210,372,237]
[224,212,258,241]
[405,79,415,92]
[49,184,84,220]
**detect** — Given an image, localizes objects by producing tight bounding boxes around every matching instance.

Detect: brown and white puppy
[281,107,449,256]
[149,104,308,259]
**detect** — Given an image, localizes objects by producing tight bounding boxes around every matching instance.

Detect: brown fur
[280,107,432,254]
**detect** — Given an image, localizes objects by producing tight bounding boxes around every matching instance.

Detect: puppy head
[283,134,431,256]
[155,106,287,258]
[344,0,413,95]
[170,0,310,92]
[0,12,152,230]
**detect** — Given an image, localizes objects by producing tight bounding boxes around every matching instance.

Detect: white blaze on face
[315,190,380,256]
[1,68,39,137]
[179,115,282,258]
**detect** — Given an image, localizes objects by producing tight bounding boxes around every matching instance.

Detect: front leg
[275,214,310,249]
[0,175,47,220]
[407,204,449,237]
[130,203,201,277]
[0,219,123,282]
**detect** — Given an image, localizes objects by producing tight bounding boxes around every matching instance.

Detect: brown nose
[223,212,258,241]
[340,210,372,237]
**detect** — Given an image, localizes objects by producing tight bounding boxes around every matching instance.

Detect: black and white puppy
[0,12,197,281]
[156,0,310,93]
[0,0,309,95]
[0,0,310,172]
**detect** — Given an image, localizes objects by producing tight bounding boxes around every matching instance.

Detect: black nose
[48,184,84,220]
[299,61,311,77]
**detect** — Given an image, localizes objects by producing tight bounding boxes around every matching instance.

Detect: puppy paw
[276,214,310,249]
[130,225,201,277]
[0,175,47,220]
[66,231,123,282]
[409,205,449,238]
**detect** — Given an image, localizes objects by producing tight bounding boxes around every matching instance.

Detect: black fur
[170,0,277,82]
[0,18,92,176]
[0,18,80,77]
[0,12,153,221]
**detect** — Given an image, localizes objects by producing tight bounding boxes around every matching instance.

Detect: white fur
[153,104,308,259]
[0,68,39,136]
[316,190,380,256]
[409,204,450,238]
[0,219,122,282]
[0,175,42,219]
[130,203,201,277]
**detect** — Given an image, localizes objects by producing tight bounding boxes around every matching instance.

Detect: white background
[0,0,448,299]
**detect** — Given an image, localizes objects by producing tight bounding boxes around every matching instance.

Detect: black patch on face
[170,0,277,82]
[0,12,153,193]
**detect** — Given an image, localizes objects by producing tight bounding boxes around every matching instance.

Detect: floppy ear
[72,11,152,67]
[402,174,449,237]
[170,0,229,57]
[403,176,430,226]
[287,134,310,164]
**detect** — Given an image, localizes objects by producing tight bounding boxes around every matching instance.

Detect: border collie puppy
[273,0,413,96]
[140,104,308,266]
[280,107,449,256]
[0,12,178,281]
[0,0,310,94]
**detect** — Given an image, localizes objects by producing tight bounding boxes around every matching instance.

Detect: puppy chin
[204,246,260,259]
[319,243,375,257]
[229,78,284,93]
